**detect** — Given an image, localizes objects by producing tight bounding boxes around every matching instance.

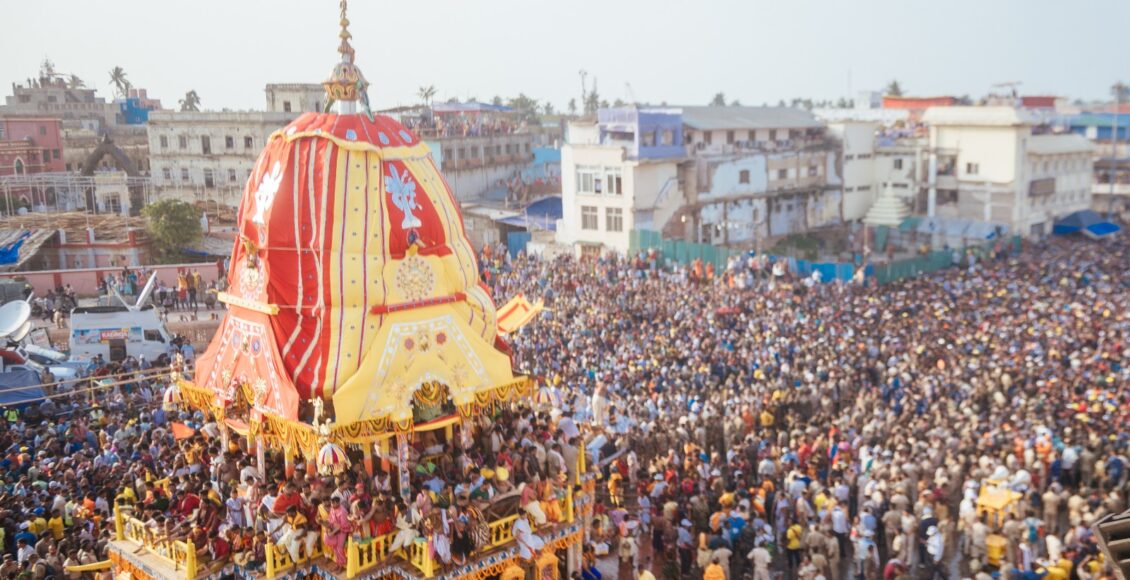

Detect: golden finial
[323,0,369,109]
[338,0,354,60]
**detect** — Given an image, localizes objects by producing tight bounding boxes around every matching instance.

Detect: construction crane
[992,81,1022,99]
[625,82,638,106]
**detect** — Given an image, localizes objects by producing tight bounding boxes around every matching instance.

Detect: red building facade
[0,117,65,176]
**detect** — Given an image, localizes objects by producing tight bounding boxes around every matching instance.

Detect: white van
[68,306,172,362]
[67,273,175,363]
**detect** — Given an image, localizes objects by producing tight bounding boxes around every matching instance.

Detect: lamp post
[1109,82,1126,218]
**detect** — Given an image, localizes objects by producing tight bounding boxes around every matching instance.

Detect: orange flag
[171,422,196,440]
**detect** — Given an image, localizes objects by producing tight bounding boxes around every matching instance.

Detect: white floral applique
[251,161,284,226]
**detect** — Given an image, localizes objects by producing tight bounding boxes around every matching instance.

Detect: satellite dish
[135,273,158,310]
[8,320,32,343]
[0,301,32,339]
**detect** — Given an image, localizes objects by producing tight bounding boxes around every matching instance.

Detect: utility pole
[1109,82,1126,218]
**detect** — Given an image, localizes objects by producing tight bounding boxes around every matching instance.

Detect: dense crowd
[0,236,1125,580]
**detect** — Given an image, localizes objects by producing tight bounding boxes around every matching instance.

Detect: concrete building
[147,110,297,207]
[265,84,326,113]
[559,106,844,254]
[0,118,64,176]
[428,133,536,203]
[1067,113,1130,217]
[906,107,1093,237]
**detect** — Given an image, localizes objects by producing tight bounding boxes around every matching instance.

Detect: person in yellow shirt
[785,520,804,572]
[704,558,726,580]
[47,511,65,541]
[28,510,47,537]
[637,563,656,580]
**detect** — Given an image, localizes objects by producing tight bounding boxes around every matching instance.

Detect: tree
[584,79,600,115]
[491,95,503,106]
[711,92,726,106]
[885,79,904,96]
[143,199,202,262]
[543,102,555,116]
[730,99,742,107]
[777,99,787,107]
[836,97,849,108]
[567,98,577,116]
[599,100,609,109]
[67,74,85,89]
[417,85,437,108]
[613,98,625,107]
[109,66,130,98]
[179,90,201,112]
[506,93,541,125]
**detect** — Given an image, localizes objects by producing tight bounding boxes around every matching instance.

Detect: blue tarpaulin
[1053,210,1122,239]
[0,370,44,407]
[0,231,31,265]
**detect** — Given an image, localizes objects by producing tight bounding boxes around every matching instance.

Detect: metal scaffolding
[0,172,153,216]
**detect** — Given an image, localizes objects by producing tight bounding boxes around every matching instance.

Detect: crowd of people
[0,235,1124,580]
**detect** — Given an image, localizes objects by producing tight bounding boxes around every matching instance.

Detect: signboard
[72,327,143,345]
[1029,178,1056,196]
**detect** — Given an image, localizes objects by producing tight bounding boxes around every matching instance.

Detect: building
[0,118,64,176]
[147,110,297,206]
[912,107,1092,237]
[2,78,118,133]
[1067,113,1130,216]
[384,103,538,203]
[558,106,843,254]
[264,83,325,113]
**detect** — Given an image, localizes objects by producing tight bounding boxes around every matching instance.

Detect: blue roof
[496,196,562,231]
[1053,210,1121,238]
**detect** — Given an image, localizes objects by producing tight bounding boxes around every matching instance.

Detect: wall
[264,84,325,113]
[827,121,877,220]
[0,262,223,297]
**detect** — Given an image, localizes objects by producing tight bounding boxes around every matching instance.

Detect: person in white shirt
[747,541,771,580]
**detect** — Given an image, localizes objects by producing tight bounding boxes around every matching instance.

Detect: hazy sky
[3,0,1126,112]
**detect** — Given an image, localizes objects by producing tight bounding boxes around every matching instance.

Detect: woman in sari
[322,496,351,571]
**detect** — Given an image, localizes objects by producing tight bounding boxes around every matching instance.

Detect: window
[203,168,215,188]
[244,136,254,149]
[178,135,188,149]
[143,330,165,343]
[576,166,601,194]
[470,145,479,157]
[726,130,735,144]
[228,169,238,183]
[894,158,903,170]
[14,159,24,175]
[808,165,818,177]
[747,131,756,141]
[443,148,453,160]
[857,185,871,191]
[776,169,788,180]
[605,168,622,195]
[844,154,854,161]
[162,168,172,181]
[525,143,531,153]
[581,206,598,230]
[283,101,292,112]
[739,170,750,184]
[496,145,502,155]
[201,136,212,155]
[181,168,190,182]
[769,129,778,141]
[704,132,713,145]
[104,194,122,214]
[605,207,624,232]
[662,130,674,145]
[52,149,59,160]
[458,148,466,160]
[966,162,979,175]
[159,135,168,149]
[39,126,47,136]
[225,136,235,149]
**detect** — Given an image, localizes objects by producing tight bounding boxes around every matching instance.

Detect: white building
[147,110,297,207]
[920,107,1093,237]
[558,108,685,255]
[264,84,325,114]
[559,106,844,254]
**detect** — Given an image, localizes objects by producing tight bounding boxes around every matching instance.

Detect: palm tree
[67,74,85,89]
[179,90,201,112]
[417,85,437,109]
[567,98,577,116]
[109,66,130,98]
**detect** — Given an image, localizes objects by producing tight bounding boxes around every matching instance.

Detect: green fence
[629,229,1023,286]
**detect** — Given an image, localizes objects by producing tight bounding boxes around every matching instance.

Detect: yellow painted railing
[490,514,520,547]
[346,533,392,578]
[115,508,198,577]
[408,538,435,577]
[65,560,113,573]
[265,538,325,579]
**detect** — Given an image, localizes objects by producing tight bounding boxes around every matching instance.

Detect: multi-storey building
[1067,112,1130,217]
[147,110,297,206]
[0,118,64,176]
[559,106,842,254]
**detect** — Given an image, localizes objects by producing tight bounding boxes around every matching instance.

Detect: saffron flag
[170,422,196,440]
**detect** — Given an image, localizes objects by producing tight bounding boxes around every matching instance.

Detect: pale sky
[2,0,1126,112]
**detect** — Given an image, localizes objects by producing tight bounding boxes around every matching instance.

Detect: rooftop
[680,106,823,131]
[922,106,1040,127]
[1027,133,1095,155]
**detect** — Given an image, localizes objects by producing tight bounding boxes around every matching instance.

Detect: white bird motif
[251,161,284,226]
[386,165,422,229]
